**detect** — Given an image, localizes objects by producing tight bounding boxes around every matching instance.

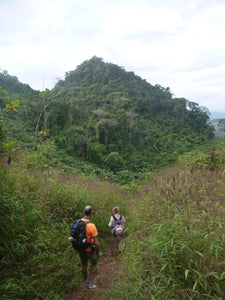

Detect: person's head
[84,205,93,216]
[113,206,119,214]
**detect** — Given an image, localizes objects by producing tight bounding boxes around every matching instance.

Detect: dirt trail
[63,239,125,300]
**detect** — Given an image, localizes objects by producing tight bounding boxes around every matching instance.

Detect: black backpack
[112,215,124,236]
[70,219,92,252]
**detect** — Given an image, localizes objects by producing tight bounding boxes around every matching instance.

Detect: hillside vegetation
[0,57,214,183]
[1,139,225,299]
[1,57,224,299]
[122,139,225,299]
[0,148,128,299]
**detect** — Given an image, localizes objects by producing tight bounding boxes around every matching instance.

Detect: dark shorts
[79,250,98,266]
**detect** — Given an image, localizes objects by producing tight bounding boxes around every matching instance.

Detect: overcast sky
[1,0,225,118]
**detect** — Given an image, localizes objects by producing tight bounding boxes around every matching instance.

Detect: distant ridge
[210,112,225,120]
[210,119,225,138]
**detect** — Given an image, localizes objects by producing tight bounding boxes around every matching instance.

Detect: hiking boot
[87,282,97,289]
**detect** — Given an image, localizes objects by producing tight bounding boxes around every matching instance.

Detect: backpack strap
[72,219,81,230]
[113,215,122,221]
[72,219,90,232]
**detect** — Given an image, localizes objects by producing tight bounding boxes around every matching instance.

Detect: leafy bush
[193,139,225,171]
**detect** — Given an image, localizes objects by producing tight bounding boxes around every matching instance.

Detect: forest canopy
[0,57,214,177]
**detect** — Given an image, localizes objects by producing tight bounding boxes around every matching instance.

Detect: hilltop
[1,56,214,181]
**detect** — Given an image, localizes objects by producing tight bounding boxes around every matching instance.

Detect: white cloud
[0,0,225,115]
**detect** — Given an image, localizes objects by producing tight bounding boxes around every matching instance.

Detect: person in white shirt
[108,206,126,252]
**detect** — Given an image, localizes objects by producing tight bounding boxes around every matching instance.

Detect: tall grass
[0,150,128,299]
[1,139,225,299]
[117,140,225,299]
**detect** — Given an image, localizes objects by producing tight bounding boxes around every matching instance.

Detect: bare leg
[115,235,122,250]
[82,264,88,281]
[89,264,97,283]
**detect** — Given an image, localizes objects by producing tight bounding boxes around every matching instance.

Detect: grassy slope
[119,139,225,299]
[0,150,129,299]
[1,138,225,299]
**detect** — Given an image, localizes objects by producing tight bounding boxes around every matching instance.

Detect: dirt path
[63,239,125,300]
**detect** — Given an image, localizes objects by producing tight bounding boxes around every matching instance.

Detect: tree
[104,152,125,172]
[96,118,118,146]
[0,87,19,155]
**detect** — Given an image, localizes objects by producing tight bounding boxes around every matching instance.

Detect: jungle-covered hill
[0,56,214,179]
[1,58,225,299]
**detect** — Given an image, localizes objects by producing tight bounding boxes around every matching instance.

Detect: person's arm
[93,236,102,257]
[108,216,114,227]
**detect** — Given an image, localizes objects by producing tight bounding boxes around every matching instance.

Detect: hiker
[72,205,102,289]
[108,206,126,252]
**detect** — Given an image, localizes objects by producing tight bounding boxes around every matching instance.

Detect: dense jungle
[1,57,225,299]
